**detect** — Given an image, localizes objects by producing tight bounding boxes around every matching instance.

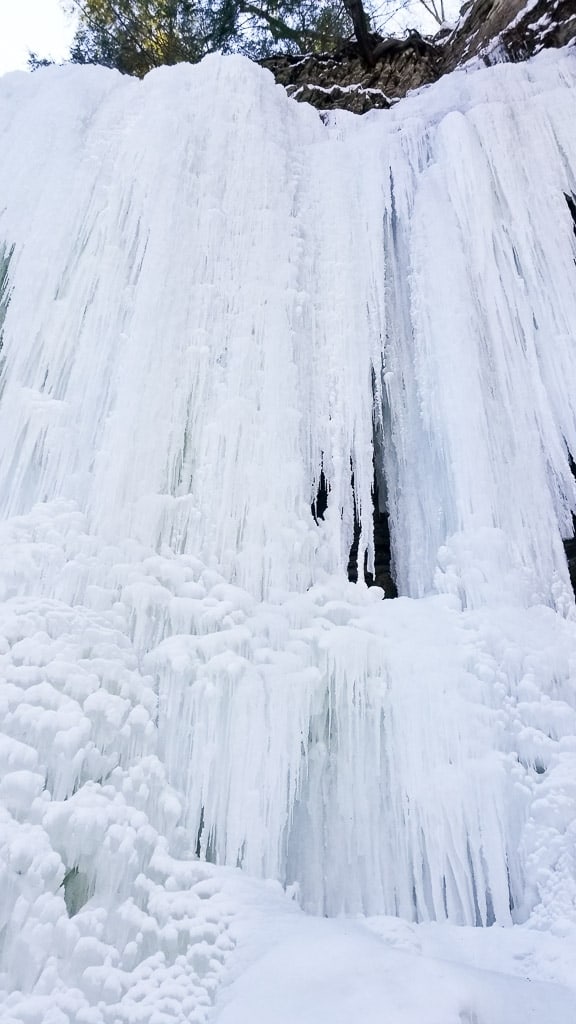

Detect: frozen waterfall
[1,47,576,1021]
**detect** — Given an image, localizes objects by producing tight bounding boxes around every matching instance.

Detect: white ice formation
[1,46,576,1023]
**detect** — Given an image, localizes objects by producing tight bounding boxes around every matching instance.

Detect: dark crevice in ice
[347,469,397,598]
[62,866,93,917]
[565,191,576,238]
[348,447,398,597]
[311,467,329,523]
[312,446,397,598]
[564,452,576,594]
[0,242,14,360]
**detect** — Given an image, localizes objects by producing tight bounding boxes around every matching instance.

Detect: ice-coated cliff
[1,46,576,1023]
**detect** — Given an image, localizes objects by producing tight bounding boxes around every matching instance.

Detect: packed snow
[0,44,576,1024]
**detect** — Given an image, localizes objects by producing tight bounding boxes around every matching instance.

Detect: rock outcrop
[449,0,576,65]
[262,0,576,113]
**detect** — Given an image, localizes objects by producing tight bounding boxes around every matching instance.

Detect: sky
[0,0,76,75]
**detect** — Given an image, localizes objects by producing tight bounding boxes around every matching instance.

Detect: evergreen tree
[63,1,354,75]
[53,0,446,77]
[68,1,209,76]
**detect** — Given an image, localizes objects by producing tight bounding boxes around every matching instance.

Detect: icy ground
[1,45,576,1024]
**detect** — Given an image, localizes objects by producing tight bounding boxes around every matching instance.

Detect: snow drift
[1,48,576,1023]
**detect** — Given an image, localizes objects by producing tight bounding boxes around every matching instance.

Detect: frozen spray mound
[1,49,576,1021]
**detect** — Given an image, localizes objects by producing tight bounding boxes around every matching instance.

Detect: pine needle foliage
[64,0,355,75]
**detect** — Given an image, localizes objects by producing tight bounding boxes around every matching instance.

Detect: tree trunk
[343,0,375,67]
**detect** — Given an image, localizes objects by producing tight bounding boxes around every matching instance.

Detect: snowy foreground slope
[1,47,576,1023]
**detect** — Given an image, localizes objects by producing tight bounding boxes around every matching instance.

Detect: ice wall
[1,53,576,1007]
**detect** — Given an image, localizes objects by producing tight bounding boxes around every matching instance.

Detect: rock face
[262,0,576,113]
[449,0,576,65]
[261,44,442,114]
